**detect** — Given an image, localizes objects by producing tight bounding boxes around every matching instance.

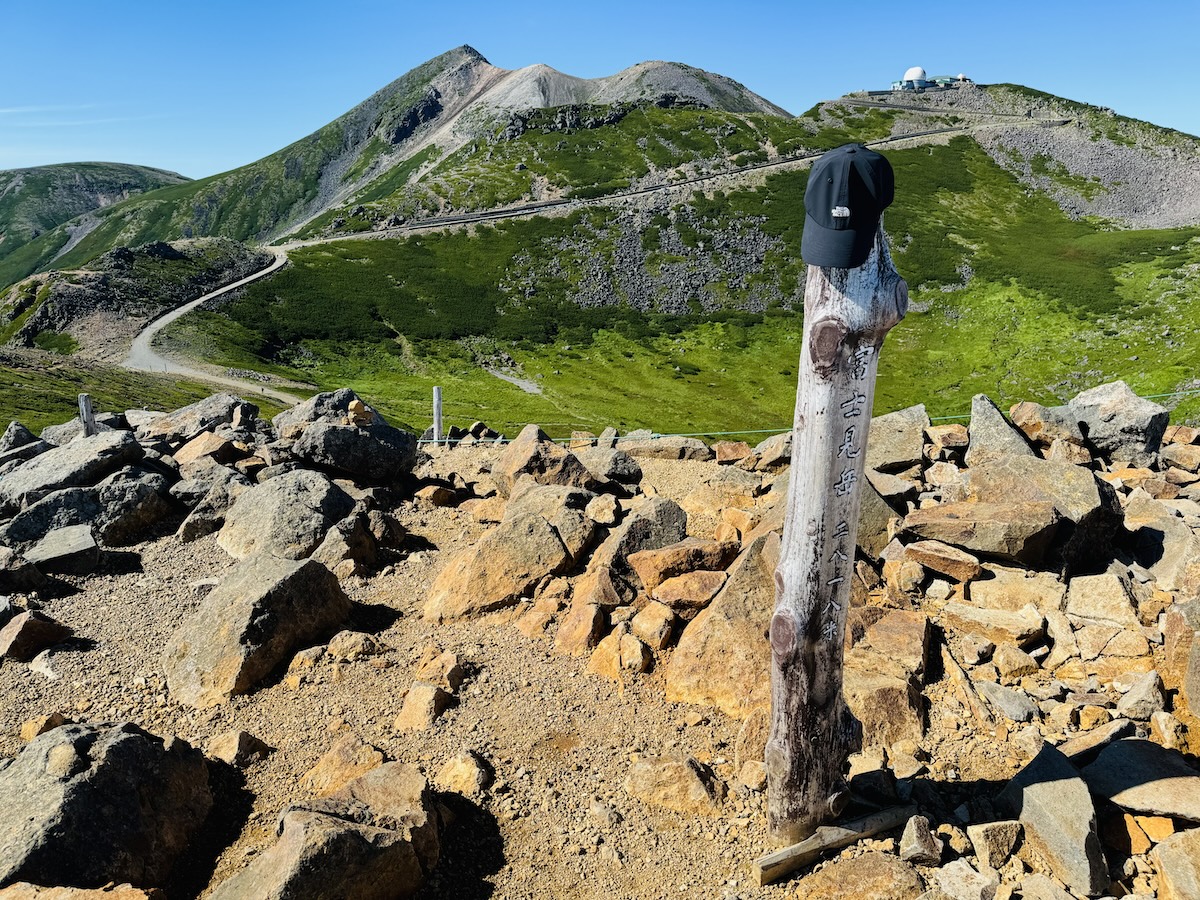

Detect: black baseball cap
[801,143,894,269]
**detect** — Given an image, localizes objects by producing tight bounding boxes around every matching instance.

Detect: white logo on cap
[831,206,851,218]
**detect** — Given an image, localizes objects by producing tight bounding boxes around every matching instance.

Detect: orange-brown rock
[627,537,738,595]
[300,733,384,796]
[664,533,779,719]
[492,424,598,498]
[553,601,606,657]
[904,540,982,582]
[652,569,727,619]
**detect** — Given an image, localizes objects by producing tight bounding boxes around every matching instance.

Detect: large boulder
[1067,380,1168,467]
[665,532,779,719]
[271,390,416,483]
[965,455,1122,571]
[491,425,598,498]
[424,515,571,623]
[0,432,143,516]
[1080,739,1200,822]
[572,447,642,486]
[1122,493,1200,598]
[162,555,350,708]
[216,470,355,560]
[208,762,439,900]
[900,501,1061,566]
[0,723,211,888]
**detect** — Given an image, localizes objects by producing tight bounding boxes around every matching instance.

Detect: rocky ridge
[0,379,1198,898]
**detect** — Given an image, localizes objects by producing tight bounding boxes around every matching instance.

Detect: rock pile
[0,378,1198,898]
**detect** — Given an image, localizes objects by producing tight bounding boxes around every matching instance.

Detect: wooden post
[766,226,908,845]
[78,393,97,437]
[432,386,443,447]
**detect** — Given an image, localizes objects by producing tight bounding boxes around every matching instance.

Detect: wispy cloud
[4,115,167,128]
[0,104,100,115]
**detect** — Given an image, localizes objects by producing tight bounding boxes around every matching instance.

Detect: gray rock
[0,547,47,593]
[23,524,100,575]
[966,820,1021,869]
[867,404,929,473]
[997,743,1108,896]
[575,497,688,606]
[0,431,143,515]
[965,394,1037,467]
[217,469,355,560]
[162,555,350,708]
[0,437,51,470]
[1056,717,1134,762]
[1068,380,1168,467]
[596,426,619,448]
[1114,670,1164,720]
[621,434,714,461]
[1122,492,1200,595]
[977,682,1039,722]
[900,814,942,865]
[0,421,38,452]
[935,859,999,900]
[137,393,257,444]
[573,447,643,485]
[178,473,251,543]
[901,501,1060,566]
[208,762,439,900]
[1017,874,1074,900]
[272,389,415,483]
[965,455,1122,571]
[0,611,73,661]
[40,417,114,446]
[0,487,102,545]
[0,722,211,887]
[1080,738,1200,822]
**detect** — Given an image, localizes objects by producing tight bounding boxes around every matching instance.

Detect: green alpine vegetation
[158,134,1200,434]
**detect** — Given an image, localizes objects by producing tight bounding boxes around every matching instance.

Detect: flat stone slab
[1081,738,1200,822]
[22,524,100,575]
[998,743,1108,897]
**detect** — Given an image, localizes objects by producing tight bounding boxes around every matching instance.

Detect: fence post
[78,393,97,437]
[432,386,443,447]
[766,225,908,845]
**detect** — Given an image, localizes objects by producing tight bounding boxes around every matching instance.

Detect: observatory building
[891,67,972,91]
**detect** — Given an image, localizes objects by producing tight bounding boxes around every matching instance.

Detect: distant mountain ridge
[0,162,187,264]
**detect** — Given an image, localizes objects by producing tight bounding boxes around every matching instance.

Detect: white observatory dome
[902,66,926,82]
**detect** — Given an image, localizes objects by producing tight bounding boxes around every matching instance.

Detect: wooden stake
[78,393,97,437]
[432,386,443,447]
[766,226,908,846]
[752,804,916,886]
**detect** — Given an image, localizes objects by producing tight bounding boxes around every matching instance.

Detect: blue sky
[3,0,1197,179]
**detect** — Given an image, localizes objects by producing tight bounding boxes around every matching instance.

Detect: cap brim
[801,215,877,269]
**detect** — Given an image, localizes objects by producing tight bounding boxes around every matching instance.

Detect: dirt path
[121,248,305,405]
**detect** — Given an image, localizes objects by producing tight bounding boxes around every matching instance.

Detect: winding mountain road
[121,248,303,405]
[119,111,1064,406]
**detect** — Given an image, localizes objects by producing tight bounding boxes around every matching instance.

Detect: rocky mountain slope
[0,382,1198,898]
[0,162,187,267]
[0,238,271,362]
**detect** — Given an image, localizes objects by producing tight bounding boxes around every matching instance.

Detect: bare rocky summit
[0,380,1198,897]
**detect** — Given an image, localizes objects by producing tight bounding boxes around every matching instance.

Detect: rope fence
[416,385,1200,446]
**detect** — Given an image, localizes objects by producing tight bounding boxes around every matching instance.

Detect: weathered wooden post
[432,386,443,447]
[765,143,908,847]
[78,393,97,437]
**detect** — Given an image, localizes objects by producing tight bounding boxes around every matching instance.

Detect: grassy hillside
[0,162,188,263]
[159,134,1200,434]
[0,349,286,434]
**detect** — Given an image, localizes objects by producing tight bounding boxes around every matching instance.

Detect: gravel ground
[0,454,1024,899]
